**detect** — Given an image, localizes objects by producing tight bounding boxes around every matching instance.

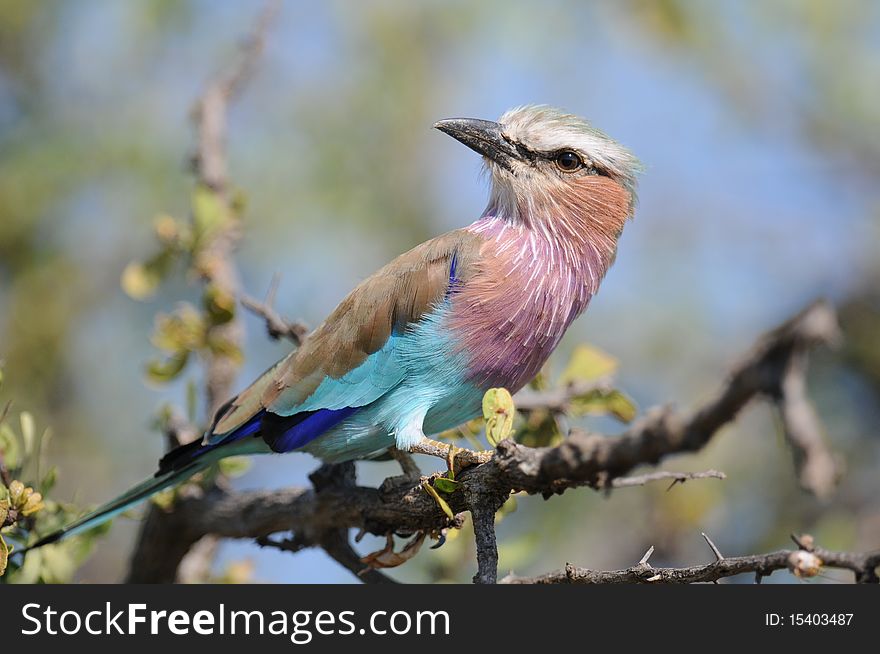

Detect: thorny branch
[130,298,865,584]
[608,469,726,490]
[500,534,880,584]
[496,300,842,501]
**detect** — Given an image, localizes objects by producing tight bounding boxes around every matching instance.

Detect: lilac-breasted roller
[27,105,640,550]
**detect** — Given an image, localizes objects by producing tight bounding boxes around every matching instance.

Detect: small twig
[514,380,611,413]
[608,469,726,490]
[241,277,309,345]
[321,529,398,584]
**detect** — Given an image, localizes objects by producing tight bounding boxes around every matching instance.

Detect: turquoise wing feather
[207,230,484,443]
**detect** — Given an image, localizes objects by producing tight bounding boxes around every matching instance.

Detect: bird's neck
[451,177,633,392]
[470,176,632,294]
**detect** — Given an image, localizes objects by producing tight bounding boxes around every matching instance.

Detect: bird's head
[435,105,641,234]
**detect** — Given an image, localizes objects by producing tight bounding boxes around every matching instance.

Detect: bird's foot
[409,437,493,470]
[360,532,426,570]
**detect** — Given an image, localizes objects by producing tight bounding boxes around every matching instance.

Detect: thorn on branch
[702,532,725,562]
[638,546,655,565]
[605,469,727,490]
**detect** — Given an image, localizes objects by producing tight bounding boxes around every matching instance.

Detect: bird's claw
[359,532,426,570]
[409,437,493,471]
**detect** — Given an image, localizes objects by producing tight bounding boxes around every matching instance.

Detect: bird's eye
[555,151,582,172]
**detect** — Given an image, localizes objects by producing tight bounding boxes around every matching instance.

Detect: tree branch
[241,275,309,345]
[137,299,840,583]
[491,300,841,500]
[513,380,611,413]
[500,536,880,584]
[609,469,726,489]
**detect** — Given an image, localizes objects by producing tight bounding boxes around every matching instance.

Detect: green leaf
[230,188,248,217]
[40,466,58,494]
[422,481,455,521]
[482,387,515,447]
[433,477,459,494]
[518,409,562,448]
[206,335,243,363]
[191,184,228,242]
[14,546,42,583]
[0,533,9,577]
[121,247,178,302]
[571,389,638,423]
[218,456,251,478]
[39,543,79,584]
[153,213,186,246]
[559,344,619,385]
[203,283,236,325]
[121,260,161,300]
[151,305,206,353]
[0,423,20,470]
[20,411,35,457]
[8,480,25,505]
[0,498,8,527]
[186,380,198,424]
[21,491,44,516]
[146,351,190,384]
[529,366,551,391]
[151,487,176,510]
[38,426,53,474]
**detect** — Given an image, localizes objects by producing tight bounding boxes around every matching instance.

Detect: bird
[24,105,641,552]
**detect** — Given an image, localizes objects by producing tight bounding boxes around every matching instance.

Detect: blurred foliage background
[0,0,878,583]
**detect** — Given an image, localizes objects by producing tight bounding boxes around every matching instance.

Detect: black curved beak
[433,118,519,172]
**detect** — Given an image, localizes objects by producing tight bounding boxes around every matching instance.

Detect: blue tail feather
[20,405,359,555]
[263,406,358,453]
[21,419,267,554]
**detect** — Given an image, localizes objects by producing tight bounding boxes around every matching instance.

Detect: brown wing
[209,229,483,437]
